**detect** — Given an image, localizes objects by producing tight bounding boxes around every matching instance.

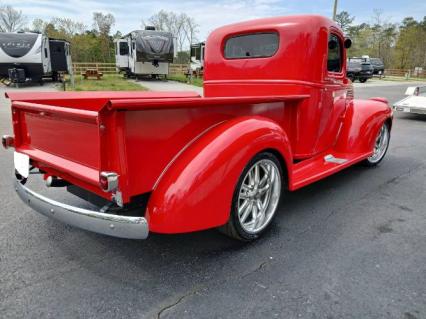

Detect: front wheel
[359,78,368,83]
[219,152,283,241]
[363,122,390,167]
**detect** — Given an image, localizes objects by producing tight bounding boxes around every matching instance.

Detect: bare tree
[143,11,200,52]
[92,12,115,62]
[93,12,115,36]
[183,15,199,47]
[31,18,46,33]
[0,5,27,32]
[51,18,86,36]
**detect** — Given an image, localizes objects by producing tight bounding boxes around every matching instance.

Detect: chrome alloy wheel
[237,159,281,234]
[367,123,390,164]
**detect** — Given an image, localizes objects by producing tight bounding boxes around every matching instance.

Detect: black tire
[219,152,283,241]
[359,78,367,83]
[362,122,390,167]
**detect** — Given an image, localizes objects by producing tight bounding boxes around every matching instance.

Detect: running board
[290,151,370,190]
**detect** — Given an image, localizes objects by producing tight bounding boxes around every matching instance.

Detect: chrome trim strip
[324,154,348,164]
[14,180,148,239]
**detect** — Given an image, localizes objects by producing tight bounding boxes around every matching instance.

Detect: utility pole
[332,0,338,20]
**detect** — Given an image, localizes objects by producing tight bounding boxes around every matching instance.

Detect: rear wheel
[220,152,283,241]
[359,78,367,83]
[363,122,390,167]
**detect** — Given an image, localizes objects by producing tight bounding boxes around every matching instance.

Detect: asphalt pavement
[0,80,425,319]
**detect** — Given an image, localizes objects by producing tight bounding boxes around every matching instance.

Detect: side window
[327,34,342,73]
[44,48,48,58]
[224,32,279,59]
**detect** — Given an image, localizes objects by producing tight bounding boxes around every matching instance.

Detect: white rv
[190,42,205,73]
[115,27,175,79]
[0,32,71,83]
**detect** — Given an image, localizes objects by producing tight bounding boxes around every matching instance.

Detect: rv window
[191,45,201,61]
[224,32,279,59]
[119,42,129,55]
[327,34,342,73]
[44,48,48,58]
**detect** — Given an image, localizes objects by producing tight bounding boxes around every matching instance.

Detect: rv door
[115,40,129,69]
[65,43,72,74]
[42,36,51,74]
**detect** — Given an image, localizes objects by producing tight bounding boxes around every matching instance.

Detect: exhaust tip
[2,135,14,149]
[46,176,71,188]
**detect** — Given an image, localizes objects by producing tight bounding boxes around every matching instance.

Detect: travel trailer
[0,32,71,84]
[115,27,175,78]
[190,42,205,73]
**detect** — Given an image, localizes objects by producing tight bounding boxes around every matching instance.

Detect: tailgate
[11,100,102,187]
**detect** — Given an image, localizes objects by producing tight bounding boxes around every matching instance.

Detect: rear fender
[146,116,292,234]
[335,98,393,154]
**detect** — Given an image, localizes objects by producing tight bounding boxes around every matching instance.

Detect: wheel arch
[335,99,393,154]
[145,116,293,234]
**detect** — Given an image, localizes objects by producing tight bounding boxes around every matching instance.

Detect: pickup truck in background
[347,59,374,82]
[2,15,393,242]
[370,57,385,75]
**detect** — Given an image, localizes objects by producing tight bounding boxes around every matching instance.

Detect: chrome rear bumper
[15,180,149,239]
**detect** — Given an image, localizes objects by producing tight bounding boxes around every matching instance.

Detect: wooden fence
[72,62,189,75]
[73,63,117,74]
[384,69,426,79]
[169,64,189,75]
[72,63,426,79]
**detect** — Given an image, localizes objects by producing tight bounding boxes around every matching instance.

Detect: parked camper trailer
[115,27,175,79]
[190,42,205,73]
[0,32,71,85]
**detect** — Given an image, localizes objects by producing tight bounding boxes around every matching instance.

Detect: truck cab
[3,15,392,242]
[204,15,353,158]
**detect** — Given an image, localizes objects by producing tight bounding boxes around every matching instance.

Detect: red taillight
[2,135,14,149]
[99,172,119,192]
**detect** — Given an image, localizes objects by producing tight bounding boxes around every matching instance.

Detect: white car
[393,85,426,115]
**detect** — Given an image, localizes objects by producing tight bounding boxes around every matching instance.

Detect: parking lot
[0,81,425,319]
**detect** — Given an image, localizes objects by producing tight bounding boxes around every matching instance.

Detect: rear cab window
[327,33,343,74]
[224,32,279,59]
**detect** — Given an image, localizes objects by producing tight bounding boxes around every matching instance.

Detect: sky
[6,0,426,40]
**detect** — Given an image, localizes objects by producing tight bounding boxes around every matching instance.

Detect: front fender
[335,98,393,154]
[146,116,292,234]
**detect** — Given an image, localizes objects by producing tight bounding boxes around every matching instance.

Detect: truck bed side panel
[123,101,299,197]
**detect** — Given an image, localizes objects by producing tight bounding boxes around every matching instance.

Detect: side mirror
[328,40,338,50]
[344,38,352,49]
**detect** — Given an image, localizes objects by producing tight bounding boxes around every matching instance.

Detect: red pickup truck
[2,15,392,241]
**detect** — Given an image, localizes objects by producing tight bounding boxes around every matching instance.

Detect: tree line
[336,10,426,69]
[1,4,425,69]
[1,5,198,64]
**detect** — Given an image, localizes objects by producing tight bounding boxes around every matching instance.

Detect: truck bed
[8,91,308,204]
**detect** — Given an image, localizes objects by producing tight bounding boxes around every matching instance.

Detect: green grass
[167,74,203,87]
[65,74,148,91]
